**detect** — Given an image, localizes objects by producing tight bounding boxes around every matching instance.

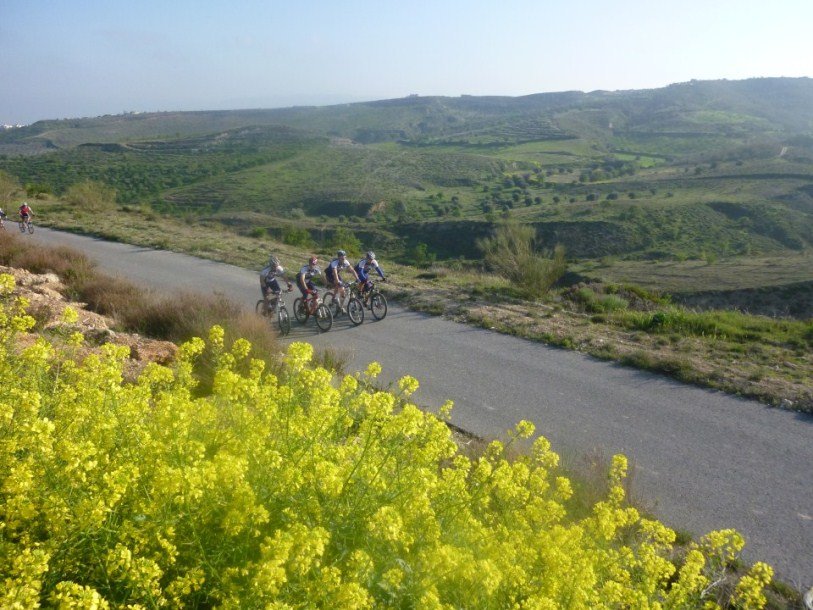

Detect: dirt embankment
[673,280,813,319]
[4,265,176,372]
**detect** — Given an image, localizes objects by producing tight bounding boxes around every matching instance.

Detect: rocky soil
[4,265,177,374]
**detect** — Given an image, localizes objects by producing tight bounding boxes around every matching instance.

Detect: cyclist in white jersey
[259,255,292,310]
[296,256,322,297]
[324,250,359,313]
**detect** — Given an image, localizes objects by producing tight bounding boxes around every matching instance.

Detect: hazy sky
[2,0,812,124]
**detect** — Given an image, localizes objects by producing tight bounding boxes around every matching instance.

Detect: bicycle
[323,280,364,326]
[352,279,388,320]
[256,288,292,336]
[18,217,33,234]
[293,288,333,332]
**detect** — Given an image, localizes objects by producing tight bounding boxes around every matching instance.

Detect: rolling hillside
[1,77,812,296]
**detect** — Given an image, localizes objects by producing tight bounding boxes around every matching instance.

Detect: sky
[2,0,812,125]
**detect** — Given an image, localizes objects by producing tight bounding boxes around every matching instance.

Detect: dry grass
[0,232,282,366]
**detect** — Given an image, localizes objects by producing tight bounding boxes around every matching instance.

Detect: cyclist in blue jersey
[355,251,387,297]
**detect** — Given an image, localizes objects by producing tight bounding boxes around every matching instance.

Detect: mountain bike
[256,288,292,336]
[352,279,388,320]
[293,288,333,332]
[18,217,33,234]
[323,280,364,326]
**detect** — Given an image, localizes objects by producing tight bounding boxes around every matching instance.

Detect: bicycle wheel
[277,306,291,336]
[314,303,333,332]
[18,222,25,233]
[255,299,267,317]
[323,292,340,317]
[370,293,388,320]
[293,297,308,324]
[27,222,33,234]
[347,297,364,326]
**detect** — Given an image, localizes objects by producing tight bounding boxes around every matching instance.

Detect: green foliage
[325,227,362,256]
[576,288,629,313]
[282,227,314,248]
[407,242,437,267]
[478,223,567,299]
[64,180,117,212]
[612,306,812,348]
[25,182,52,197]
[0,170,21,206]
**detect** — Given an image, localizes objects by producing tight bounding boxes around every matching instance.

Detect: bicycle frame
[326,281,358,309]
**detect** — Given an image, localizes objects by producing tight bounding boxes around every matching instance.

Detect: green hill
[1,77,812,292]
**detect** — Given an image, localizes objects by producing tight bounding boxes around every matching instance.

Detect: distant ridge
[1,77,811,155]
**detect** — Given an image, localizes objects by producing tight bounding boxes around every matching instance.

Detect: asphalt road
[29,227,813,590]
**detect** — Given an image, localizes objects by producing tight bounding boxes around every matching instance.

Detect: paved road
[29,228,813,589]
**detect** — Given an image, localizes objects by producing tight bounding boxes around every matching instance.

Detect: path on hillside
[31,228,813,589]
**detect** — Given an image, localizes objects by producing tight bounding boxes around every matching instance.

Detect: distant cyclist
[259,255,292,312]
[19,202,33,223]
[296,255,322,297]
[0,207,6,228]
[324,250,359,313]
[355,251,387,296]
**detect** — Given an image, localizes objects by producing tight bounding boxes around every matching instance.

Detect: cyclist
[296,255,322,298]
[19,202,33,226]
[259,255,292,312]
[324,250,359,314]
[0,208,6,228]
[355,250,387,297]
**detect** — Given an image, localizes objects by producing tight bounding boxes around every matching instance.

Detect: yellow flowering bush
[0,274,772,608]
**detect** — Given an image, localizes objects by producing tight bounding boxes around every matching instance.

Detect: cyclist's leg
[339,282,349,312]
[267,278,281,310]
[261,284,272,312]
[307,280,319,312]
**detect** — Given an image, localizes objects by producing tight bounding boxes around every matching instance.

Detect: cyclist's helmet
[309,256,318,266]
[337,249,346,257]
[269,255,281,268]
[366,251,375,260]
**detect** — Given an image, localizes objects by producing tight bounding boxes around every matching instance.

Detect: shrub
[282,227,314,248]
[407,242,436,267]
[477,223,566,299]
[0,169,21,206]
[598,294,629,312]
[65,180,117,212]
[325,227,362,256]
